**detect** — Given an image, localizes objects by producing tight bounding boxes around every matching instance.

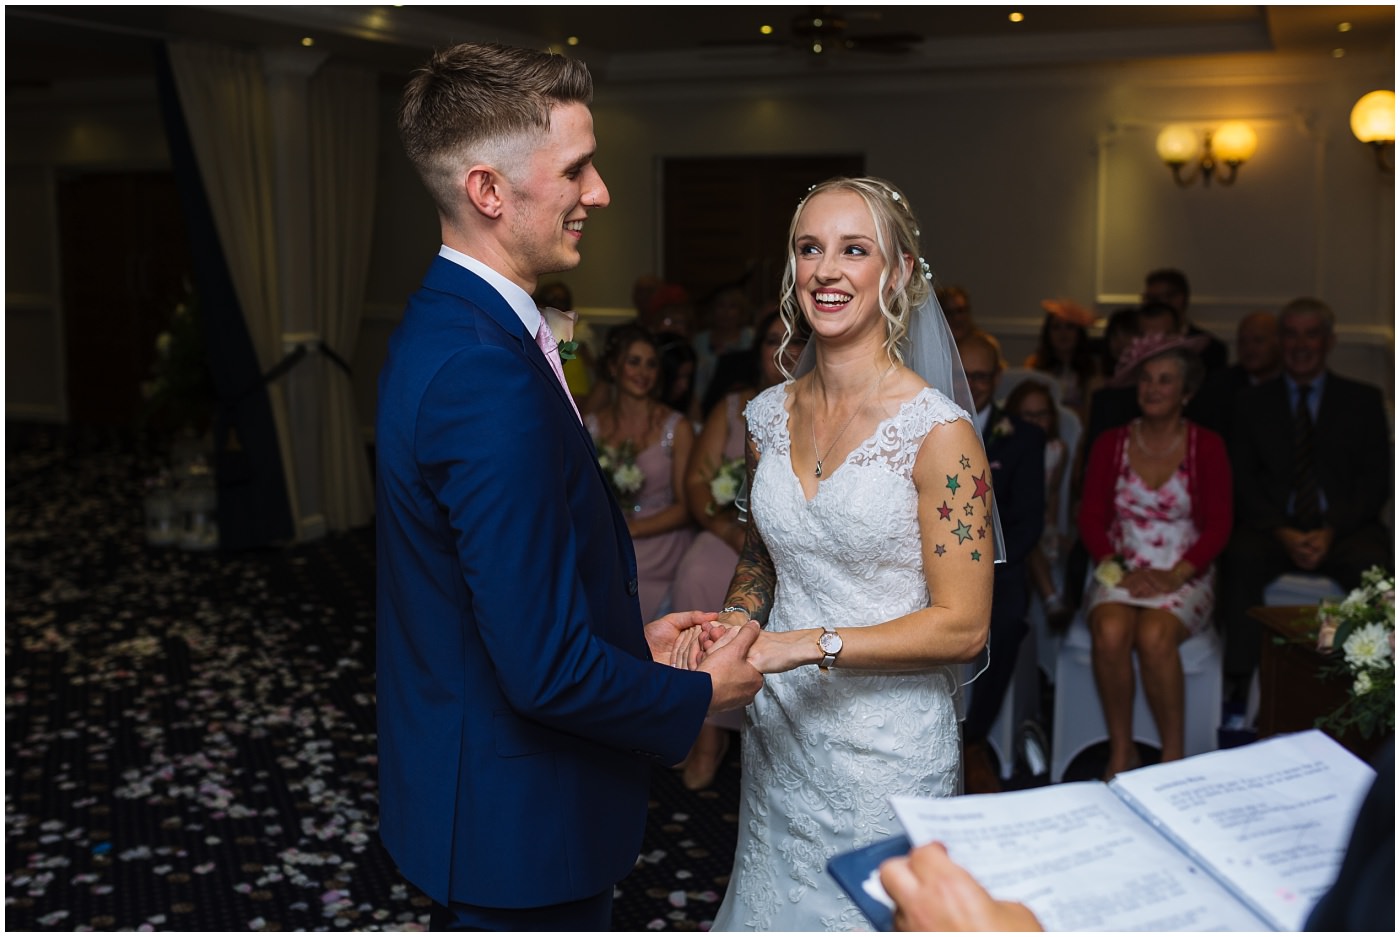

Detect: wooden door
[56,171,194,427]
[662,155,863,311]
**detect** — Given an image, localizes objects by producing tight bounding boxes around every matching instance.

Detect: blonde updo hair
[775,176,931,380]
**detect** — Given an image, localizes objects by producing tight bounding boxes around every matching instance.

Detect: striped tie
[1292,383,1320,530]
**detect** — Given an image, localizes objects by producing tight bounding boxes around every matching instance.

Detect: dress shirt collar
[438,245,541,336]
[973,404,992,438]
[1284,371,1327,414]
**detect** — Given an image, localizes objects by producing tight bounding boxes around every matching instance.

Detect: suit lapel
[423,257,591,444]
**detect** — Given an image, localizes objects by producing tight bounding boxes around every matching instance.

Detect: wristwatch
[817,624,843,671]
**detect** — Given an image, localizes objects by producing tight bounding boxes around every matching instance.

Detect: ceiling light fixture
[1009,12,1024,23]
[300,37,315,48]
[1350,90,1395,172]
[1155,122,1257,187]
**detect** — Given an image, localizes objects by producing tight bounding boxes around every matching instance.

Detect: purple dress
[671,394,748,732]
[587,409,695,619]
[672,394,747,614]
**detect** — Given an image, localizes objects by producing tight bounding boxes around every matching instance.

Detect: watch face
[819,631,842,654]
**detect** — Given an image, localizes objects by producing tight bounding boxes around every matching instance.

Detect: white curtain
[167,40,304,537]
[308,64,377,530]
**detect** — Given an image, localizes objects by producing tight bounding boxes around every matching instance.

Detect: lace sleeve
[743,383,791,457]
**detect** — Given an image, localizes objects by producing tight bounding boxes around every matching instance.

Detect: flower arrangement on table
[596,441,644,511]
[705,456,746,518]
[141,285,216,434]
[1313,566,1394,740]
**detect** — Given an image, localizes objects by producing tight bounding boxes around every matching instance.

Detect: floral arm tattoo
[724,432,775,625]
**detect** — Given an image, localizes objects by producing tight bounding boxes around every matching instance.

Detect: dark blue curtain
[154,44,295,551]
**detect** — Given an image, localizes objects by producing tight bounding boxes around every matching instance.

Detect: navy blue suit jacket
[375,257,711,908]
[982,407,1045,623]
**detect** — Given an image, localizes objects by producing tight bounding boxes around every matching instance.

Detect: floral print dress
[1083,443,1214,636]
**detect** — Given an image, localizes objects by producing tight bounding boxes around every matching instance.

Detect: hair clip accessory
[918,257,933,281]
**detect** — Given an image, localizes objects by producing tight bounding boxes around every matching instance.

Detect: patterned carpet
[5,427,740,931]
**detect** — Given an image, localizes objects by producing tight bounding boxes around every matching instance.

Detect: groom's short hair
[398,42,594,218]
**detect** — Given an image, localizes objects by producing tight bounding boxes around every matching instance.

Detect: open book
[829,730,1376,931]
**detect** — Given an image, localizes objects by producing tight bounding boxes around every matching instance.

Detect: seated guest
[957,333,1046,794]
[1083,302,1228,454]
[656,331,699,425]
[1079,333,1231,778]
[692,286,754,413]
[1216,309,1281,440]
[1221,297,1392,699]
[670,312,805,789]
[1024,298,1101,421]
[1097,306,1140,378]
[584,324,696,620]
[1142,267,1228,372]
[1004,379,1072,631]
[936,284,998,351]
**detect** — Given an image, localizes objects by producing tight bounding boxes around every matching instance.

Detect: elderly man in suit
[375,42,762,930]
[1221,297,1392,698]
[956,333,1046,793]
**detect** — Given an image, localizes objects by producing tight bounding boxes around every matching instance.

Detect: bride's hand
[671,625,706,670]
[744,629,816,675]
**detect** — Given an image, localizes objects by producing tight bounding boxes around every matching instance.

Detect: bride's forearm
[762,609,987,674]
[723,523,775,626]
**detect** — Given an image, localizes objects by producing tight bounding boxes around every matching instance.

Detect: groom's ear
[464,166,505,219]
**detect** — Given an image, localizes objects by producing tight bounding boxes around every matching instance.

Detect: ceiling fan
[703,7,924,58]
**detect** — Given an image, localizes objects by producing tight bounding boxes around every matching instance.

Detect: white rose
[1354,671,1374,696]
[1095,557,1125,588]
[542,307,576,344]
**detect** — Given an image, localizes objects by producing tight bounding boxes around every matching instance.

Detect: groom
[375,43,762,931]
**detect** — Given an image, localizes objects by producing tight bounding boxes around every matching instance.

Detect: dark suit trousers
[430,889,612,931]
[963,569,1030,745]
[1220,522,1392,683]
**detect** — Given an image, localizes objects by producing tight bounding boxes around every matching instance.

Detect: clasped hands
[643,610,763,713]
[1117,566,1187,599]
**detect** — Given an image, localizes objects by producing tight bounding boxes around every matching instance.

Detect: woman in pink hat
[1025,298,1101,421]
[1077,332,1232,779]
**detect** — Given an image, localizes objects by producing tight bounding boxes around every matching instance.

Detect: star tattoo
[971,470,992,505]
[953,521,973,544]
[959,454,971,470]
[934,543,946,557]
[945,474,961,495]
[971,549,982,562]
[963,503,975,517]
[937,501,953,521]
[978,526,986,539]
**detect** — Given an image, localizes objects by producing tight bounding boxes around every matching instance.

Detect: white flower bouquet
[597,441,644,510]
[706,457,746,517]
[1314,566,1394,739]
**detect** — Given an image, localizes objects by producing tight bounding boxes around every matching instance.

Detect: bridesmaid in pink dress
[670,312,807,789]
[585,324,695,621]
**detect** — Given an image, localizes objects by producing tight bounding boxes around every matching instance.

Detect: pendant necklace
[1132,418,1182,458]
[810,367,891,478]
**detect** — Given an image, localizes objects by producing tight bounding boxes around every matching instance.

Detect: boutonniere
[543,307,579,360]
[990,417,1014,440]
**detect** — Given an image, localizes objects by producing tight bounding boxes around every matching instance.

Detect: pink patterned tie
[536,313,582,423]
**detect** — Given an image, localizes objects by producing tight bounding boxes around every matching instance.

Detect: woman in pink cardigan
[1078,333,1232,778]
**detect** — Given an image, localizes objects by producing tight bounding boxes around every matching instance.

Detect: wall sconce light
[1155,122,1257,187]
[1350,90,1395,172]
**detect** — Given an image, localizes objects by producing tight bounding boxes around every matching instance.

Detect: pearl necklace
[810,367,891,478]
[1132,418,1183,458]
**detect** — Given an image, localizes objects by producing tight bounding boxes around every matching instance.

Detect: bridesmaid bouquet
[597,441,644,509]
[706,457,746,517]
[1313,566,1394,739]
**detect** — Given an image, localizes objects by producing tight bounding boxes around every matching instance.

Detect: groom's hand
[645,609,719,668]
[700,620,763,713]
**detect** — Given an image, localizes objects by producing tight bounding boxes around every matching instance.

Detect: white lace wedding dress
[711,383,970,932]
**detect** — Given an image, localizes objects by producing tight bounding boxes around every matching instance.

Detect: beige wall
[8,52,1394,432]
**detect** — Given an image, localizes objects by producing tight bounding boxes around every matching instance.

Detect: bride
[693,177,998,931]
